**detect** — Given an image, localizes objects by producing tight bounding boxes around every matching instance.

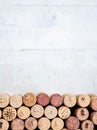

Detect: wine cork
[44,105,57,119]
[37,93,50,106]
[25,117,37,130]
[88,93,95,97]
[66,116,80,130]
[38,117,50,130]
[11,118,24,130]
[23,92,36,107]
[50,94,63,107]
[90,96,97,111]
[17,106,30,120]
[75,107,89,121]
[10,94,23,108]
[90,111,97,125]
[58,106,71,119]
[63,94,76,107]
[0,110,2,118]
[0,119,9,130]
[81,120,94,130]
[3,107,16,121]
[51,117,64,130]
[77,94,90,107]
[0,94,10,108]
[31,104,44,118]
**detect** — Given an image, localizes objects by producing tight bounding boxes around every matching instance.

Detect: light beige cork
[0,94,10,108]
[75,107,89,121]
[90,111,97,125]
[10,94,23,108]
[63,94,76,107]
[17,106,30,120]
[81,120,94,130]
[31,104,44,118]
[77,94,90,107]
[44,105,57,119]
[0,119,9,130]
[51,117,64,130]
[3,107,16,121]
[90,96,97,111]
[38,117,50,130]
[58,106,71,119]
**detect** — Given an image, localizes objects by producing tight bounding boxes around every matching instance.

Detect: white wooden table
[0,0,97,95]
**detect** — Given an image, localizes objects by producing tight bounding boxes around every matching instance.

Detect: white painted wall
[0,0,97,95]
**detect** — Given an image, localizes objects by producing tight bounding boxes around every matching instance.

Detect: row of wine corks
[0,105,97,129]
[0,116,95,130]
[0,93,97,130]
[0,93,97,109]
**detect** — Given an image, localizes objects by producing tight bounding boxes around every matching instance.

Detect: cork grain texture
[0,0,97,95]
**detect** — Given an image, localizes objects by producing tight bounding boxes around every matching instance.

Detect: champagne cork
[10,94,23,108]
[51,117,64,130]
[77,94,90,107]
[50,94,63,107]
[31,104,44,118]
[58,106,71,119]
[0,119,9,130]
[90,111,97,125]
[11,118,24,130]
[3,107,16,121]
[75,107,89,121]
[23,92,36,107]
[90,96,97,111]
[0,110,2,118]
[38,117,50,130]
[0,94,10,108]
[66,116,80,130]
[81,120,94,130]
[63,94,76,107]
[37,93,50,106]
[17,106,30,120]
[44,105,57,119]
[25,117,37,130]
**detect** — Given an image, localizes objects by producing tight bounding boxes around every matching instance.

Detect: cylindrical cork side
[65,116,80,130]
[31,104,44,118]
[75,107,89,121]
[77,94,90,107]
[11,118,24,130]
[38,117,50,130]
[58,106,71,119]
[25,117,37,130]
[63,94,76,108]
[50,94,63,107]
[81,120,94,130]
[90,111,97,125]
[23,92,36,107]
[51,117,64,130]
[37,93,50,106]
